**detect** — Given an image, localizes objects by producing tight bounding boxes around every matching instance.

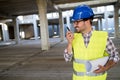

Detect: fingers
[66,31,74,43]
[66,31,73,38]
[93,65,106,73]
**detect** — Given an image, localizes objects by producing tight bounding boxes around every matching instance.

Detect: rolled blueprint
[86,56,109,72]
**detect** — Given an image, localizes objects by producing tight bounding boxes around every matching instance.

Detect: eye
[73,20,83,25]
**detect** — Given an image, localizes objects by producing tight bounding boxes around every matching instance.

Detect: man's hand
[66,31,74,44]
[93,65,107,73]
[94,60,116,73]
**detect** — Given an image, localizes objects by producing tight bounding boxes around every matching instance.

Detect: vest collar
[82,29,93,37]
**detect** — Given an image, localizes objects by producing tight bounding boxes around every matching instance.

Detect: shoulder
[93,30,108,36]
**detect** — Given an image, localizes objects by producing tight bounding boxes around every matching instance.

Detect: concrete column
[36,0,50,50]
[114,4,120,38]
[104,6,108,32]
[98,18,103,31]
[33,15,38,40]
[66,12,71,29]
[52,25,55,36]
[57,24,59,36]
[94,21,99,30]
[1,23,9,41]
[13,17,20,44]
[59,10,65,41]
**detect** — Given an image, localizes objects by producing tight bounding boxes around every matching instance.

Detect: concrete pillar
[56,24,59,36]
[94,21,99,30]
[13,17,20,44]
[104,6,108,32]
[36,0,50,50]
[52,25,55,36]
[1,23,9,41]
[66,12,71,29]
[33,15,38,40]
[114,4,120,38]
[59,10,65,41]
[98,18,103,31]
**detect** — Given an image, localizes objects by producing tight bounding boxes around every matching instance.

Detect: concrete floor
[0,38,120,80]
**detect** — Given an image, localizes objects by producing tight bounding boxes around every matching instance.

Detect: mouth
[75,27,79,30]
[75,26,79,29]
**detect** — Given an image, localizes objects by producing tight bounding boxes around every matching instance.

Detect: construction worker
[64,5,119,80]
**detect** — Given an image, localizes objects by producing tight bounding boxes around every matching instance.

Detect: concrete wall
[20,24,34,39]
[49,25,59,38]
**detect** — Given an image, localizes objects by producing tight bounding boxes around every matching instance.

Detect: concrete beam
[0,13,9,18]
[54,0,117,10]
[0,12,15,19]
[48,0,57,10]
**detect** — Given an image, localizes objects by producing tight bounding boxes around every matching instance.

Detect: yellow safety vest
[72,31,109,80]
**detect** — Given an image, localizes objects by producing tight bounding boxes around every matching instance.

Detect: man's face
[73,20,87,33]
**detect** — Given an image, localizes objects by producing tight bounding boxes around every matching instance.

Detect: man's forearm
[104,59,116,71]
[67,43,72,54]
[64,48,73,62]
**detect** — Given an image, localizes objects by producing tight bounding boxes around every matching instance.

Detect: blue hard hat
[71,5,94,21]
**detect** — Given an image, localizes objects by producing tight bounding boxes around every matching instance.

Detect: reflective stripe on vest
[73,70,105,76]
[74,58,88,64]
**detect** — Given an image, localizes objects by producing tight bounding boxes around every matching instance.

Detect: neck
[82,26,92,34]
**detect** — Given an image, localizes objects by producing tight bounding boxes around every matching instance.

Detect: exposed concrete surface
[0,38,120,80]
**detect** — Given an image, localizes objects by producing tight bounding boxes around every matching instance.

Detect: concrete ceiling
[0,0,119,20]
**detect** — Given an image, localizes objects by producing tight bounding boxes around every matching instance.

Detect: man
[64,5,119,80]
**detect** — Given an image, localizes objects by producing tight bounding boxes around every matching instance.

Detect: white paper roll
[86,56,109,72]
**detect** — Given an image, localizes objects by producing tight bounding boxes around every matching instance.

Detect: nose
[73,22,78,28]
